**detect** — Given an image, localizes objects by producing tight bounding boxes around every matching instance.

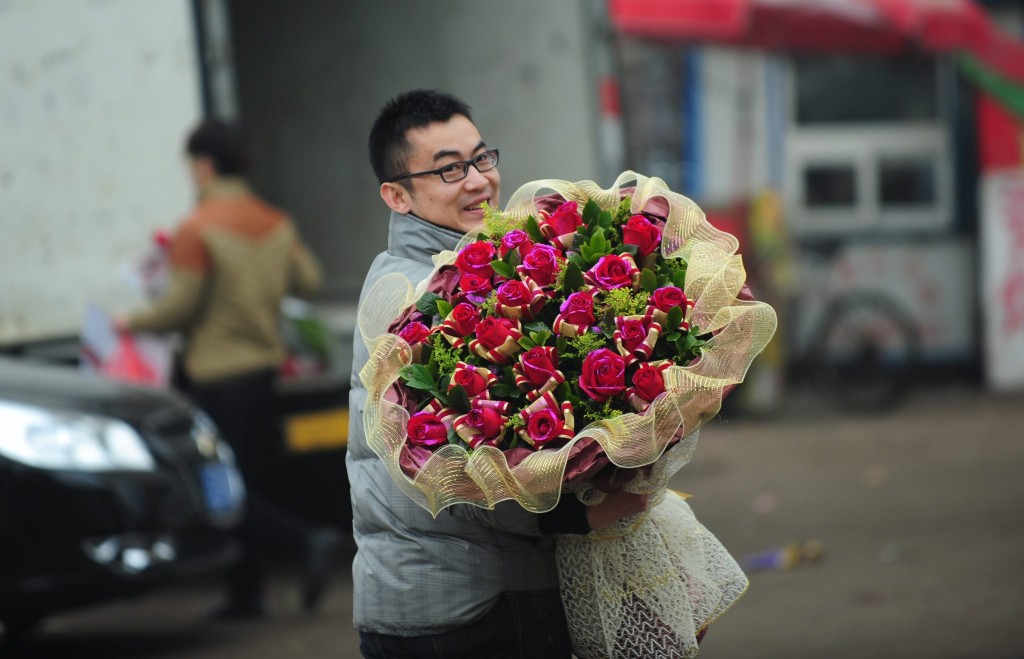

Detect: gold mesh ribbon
[358,171,777,517]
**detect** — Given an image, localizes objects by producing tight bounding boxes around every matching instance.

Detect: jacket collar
[387,211,466,264]
[197,177,250,202]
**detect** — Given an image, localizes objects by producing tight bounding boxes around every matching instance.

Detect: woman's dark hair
[186,118,250,176]
[368,90,472,185]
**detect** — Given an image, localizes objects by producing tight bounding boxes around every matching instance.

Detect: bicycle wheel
[808,292,921,413]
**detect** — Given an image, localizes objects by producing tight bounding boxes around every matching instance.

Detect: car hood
[0,357,193,425]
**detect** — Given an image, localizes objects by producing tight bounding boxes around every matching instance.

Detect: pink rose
[578,348,627,403]
[495,278,544,321]
[558,291,595,327]
[615,317,647,354]
[586,253,639,291]
[496,280,532,308]
[518,392,575,448]
[518,346,560,388]
[406,412,448,448]
[519,244,561,287]
[614,315,662,364]
[453,399,511,448]
[397,321,432,345]
[499,230,533,259]
[455,241,497,278]
[621,215,662,259]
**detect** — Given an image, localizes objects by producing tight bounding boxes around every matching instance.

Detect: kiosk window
[879,156,937,208]
[804,165,857,208]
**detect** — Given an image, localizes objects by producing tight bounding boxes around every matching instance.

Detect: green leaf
[518,336,536,351]
[524,321,548,334]
[640,268,658,293]
[598,210,613,229]
[436,299,453,318]
[666,332,681,342]
[448,426,462,446]
[530,330,551,346]
[447,384,471,413]
[656,274,669,287]
[525,215,544,243]
[399,364,436,391]
[415,292,443,316]
[667,305,684,331]
[671,268,688,289]
[582,198,601,226]
[556,335,568,354]
[618,243,639,256]
[490,260,515,280]
[563,261,585,293]
[491,383,521,399]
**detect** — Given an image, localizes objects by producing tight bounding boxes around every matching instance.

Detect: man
[119,119,340,618]
[349,90,648,658]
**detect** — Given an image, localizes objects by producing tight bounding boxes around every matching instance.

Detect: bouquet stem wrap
[358,171,777,516]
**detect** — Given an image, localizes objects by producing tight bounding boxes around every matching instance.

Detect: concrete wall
[228,0,609,303]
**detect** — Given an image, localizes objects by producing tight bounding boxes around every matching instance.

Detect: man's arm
[288,225,322,298]
[125,222,206,333]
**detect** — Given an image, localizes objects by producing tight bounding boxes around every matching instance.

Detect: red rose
[447,303,479,337]
[539,201,583,248]
[519,244,561,287]
[466,407,504,439]
[621,215,662,259]
[586,253,639,290]
[518,347,559,388]
[526,409,564,447]
[397,321,432,345]
[406,411,448,448]
[499,230,533,259]
[559,291,596,327]
[453,400,511,448]
[578,348,627,403]
[651,286,686,312]
[459,272,493,297]
[455,241,496,278]
[450,362,492,398]
[630,363,667,402]
[474,317,519,350]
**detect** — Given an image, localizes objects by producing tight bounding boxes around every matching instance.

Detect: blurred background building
[2,0,1023,409]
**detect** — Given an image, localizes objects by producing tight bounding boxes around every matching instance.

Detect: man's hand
[585,491,650,531]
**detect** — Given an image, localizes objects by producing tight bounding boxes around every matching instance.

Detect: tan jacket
[129,179,321,383]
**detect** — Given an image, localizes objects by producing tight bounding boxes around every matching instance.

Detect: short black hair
[186,118,250,176]
[368,90,472,185]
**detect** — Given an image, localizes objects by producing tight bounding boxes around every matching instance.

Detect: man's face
[382,114,501,234]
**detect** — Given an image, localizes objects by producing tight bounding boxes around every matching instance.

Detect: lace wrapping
[357,171,778,517]
[557,489,748,659]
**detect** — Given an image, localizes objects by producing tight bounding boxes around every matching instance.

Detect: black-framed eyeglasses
[387,149,499,184]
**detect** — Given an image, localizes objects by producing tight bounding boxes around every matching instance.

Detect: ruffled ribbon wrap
[358,172,776,657]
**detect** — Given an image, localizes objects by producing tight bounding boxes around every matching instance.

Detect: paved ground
[5,383,1023,658]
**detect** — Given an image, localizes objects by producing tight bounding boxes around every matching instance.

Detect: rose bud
[584,253,640,291]
[494,278,546,321]
[552,290,596,338]
[538,200,583,249]
[469,316,523,364]
[625,360,673,410]
[578,348,627,403]
[518,392,575,449]
[455,240,497,278]
[397,321,433,363]
[621,214,662,259]
[449,362,496,399]
[406,411,449,448]
[439,302,480,349]
[513,346,566,401]
[499,230,533,259]
[517,244,562,288]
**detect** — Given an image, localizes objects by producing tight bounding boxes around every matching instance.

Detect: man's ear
[380,182,412,214]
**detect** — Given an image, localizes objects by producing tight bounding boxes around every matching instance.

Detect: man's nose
[463,164,491,188]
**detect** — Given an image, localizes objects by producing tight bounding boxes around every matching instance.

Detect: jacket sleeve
[446,494,591,538]
[288,229,322,299]
[126,221,206,333]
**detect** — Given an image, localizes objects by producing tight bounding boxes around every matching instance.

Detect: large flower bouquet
[357,172,776,658]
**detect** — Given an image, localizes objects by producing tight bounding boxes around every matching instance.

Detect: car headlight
[0,400,155,471]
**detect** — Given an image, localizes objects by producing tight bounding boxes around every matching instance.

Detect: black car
[0,356,244,637]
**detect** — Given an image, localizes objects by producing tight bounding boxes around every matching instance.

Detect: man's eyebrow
[432,141,487,163]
